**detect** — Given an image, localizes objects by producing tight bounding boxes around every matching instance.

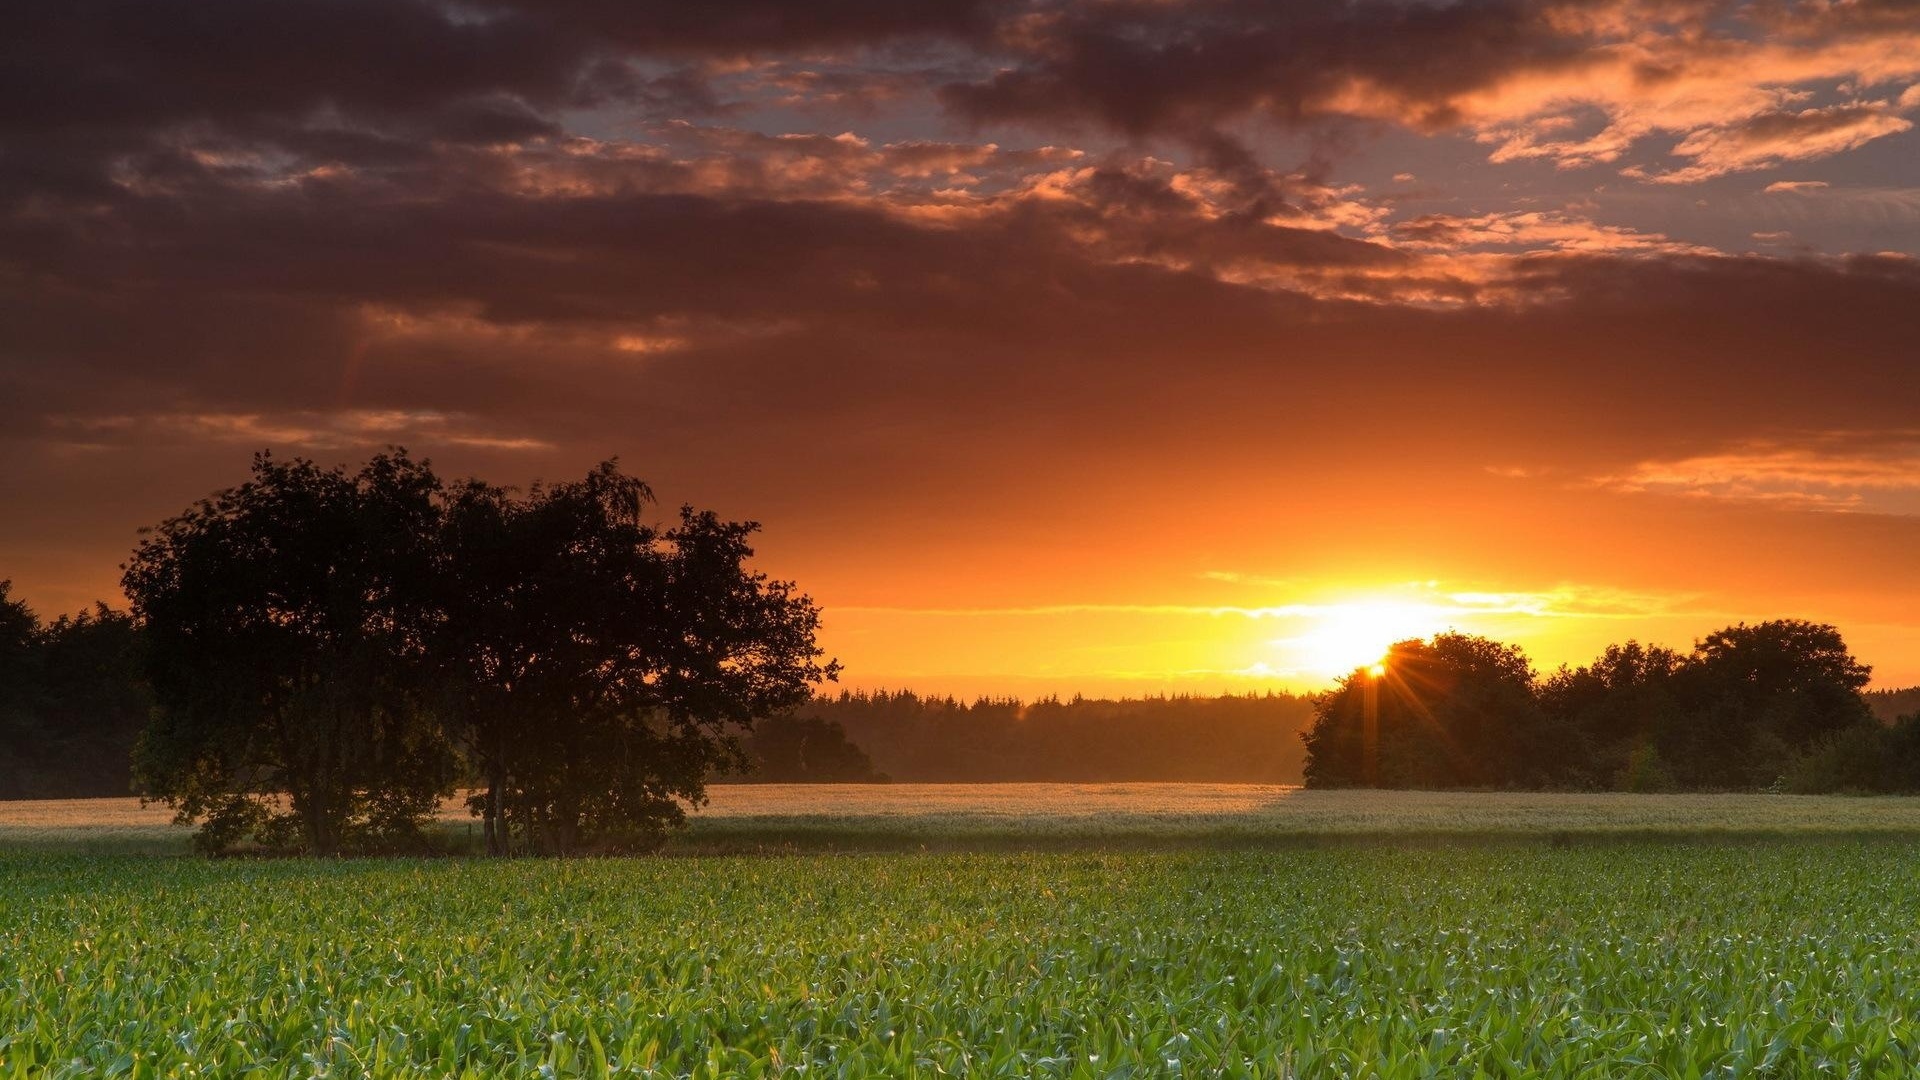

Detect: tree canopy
[434,464,837,854]
[124,452,451,854]
[1302,620,1896,792]
[123,451,836,855]
[0,582,152,800]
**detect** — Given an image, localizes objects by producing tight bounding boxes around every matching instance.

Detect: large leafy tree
[435,462,837,854]
[124,451,453,854]
[1303,633,1563,789]
[1668,619,1874,787]
[1537,641,1688,788]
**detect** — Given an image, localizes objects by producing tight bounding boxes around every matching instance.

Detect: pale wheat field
[12,783,1920,854]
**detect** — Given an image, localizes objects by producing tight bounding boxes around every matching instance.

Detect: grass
[15,784,1920,855]
[11,788,1920,1074]
[7,844,1920,1076]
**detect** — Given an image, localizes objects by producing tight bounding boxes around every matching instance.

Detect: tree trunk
[297,787,338,857]
[484,763,505,856]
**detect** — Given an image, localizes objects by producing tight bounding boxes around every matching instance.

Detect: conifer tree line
[793,690,1319,783]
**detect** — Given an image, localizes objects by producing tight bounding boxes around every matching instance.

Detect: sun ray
[1275,599,1452,677]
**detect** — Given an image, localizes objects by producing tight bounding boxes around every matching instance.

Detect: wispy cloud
[47,410,552,454]
[1597,431,1920,513]
[1765,180,1830,194]
[1631,101,1916,184]
[836,585,1690,623]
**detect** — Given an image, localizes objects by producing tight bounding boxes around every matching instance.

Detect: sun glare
[1282,599,1448,677]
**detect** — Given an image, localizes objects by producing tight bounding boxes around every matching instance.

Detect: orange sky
[3,0,1919,695]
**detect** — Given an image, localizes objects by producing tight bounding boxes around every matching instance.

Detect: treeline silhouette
[0,587,149,799]
[783,690,1317,783]
[1304,622,1920,793]
[1869,687,1920,724]
[9,450,1920,831]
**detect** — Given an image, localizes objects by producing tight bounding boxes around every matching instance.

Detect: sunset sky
[4,0,1918,695]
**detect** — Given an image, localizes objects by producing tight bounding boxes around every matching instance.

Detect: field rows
[6,845,1920,1077]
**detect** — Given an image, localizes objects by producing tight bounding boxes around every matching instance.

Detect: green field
[8,788,1920,1077]
[6,844,1920,1077]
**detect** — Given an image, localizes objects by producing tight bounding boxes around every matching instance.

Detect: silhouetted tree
[0,585,153,799]
[1307,620,1880,792]
[745,715,885,782]
[1538,641,1687,788]
[124,451,453,854]
[434,462,837,854]
[33,604,151,796]
[1303,633,1567,789]
[1668,620,1874,787]
[1882,713,1920,792]
[0,581,43,795]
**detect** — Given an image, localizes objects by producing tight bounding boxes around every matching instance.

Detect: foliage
[739,715,887,782]
[0,583,152,800]
[1867,687,1920,724]
[122,451,453,855]
[116,452,833,855]
[435,463,836,855]
[31,605,153,795]
[1303,633,1564,788]
[8,844,1920,1076]
[1780,723,1894,794]
[1538,641,1686,788]
[1303,620,1887,792]
[0,581,44,793]
[1783,712,1920,795]
[1674,619,1874,787]
[1613,744,1677,793]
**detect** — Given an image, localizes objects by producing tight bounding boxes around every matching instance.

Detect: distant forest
[765,690,1319,784]
[1869,688,1920,724]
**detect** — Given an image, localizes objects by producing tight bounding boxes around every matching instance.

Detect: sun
[1282,599,1448,677]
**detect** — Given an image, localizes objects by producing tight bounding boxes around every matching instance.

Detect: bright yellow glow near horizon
[1280,599,1451,677]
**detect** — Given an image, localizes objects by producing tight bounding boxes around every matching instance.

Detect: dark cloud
[939,0,1590,136]
[7,0,1918,452]
[461,0,1005,52]
[7,123,1915,459]
[12,0,1920,213]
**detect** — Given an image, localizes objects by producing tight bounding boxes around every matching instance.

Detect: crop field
[11,789,1920,1076]
[6,843,1920,1077]
[16,783,1920,854]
